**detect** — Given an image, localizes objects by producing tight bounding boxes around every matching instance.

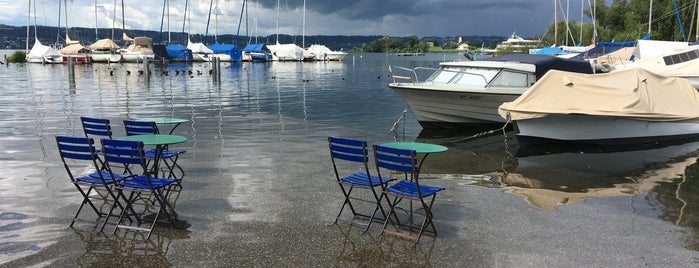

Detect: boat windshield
[428,67,499,87]
[489,71,535,87]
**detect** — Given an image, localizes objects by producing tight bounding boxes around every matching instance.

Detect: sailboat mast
[302,0,305,48]
[275,0,280,44]
[111,0,116,40]
[26,0,30,53]
[121,0,126,46]
[94,0,98,41]
[554,0,557,45]
[648,0,653,34]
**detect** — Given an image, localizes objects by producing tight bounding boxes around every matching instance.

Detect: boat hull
[388,83,524,127]
[514,114,699,144]
[91,52,121,63]
[63,54,92,64]
[121,52,155,63]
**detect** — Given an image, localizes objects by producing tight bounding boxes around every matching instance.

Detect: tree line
[353,0,699,53]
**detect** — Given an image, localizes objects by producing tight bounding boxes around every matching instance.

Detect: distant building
[426,41,434,47]
[457,43,469,51]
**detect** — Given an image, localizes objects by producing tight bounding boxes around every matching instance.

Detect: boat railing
[388,65,439,83]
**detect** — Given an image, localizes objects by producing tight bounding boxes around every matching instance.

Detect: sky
[1,0,599,39]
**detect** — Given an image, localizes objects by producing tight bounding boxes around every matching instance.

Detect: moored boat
[387,54,593,128]
[306,44,346,61]
[26,37,63,64]
[498,68,699,144]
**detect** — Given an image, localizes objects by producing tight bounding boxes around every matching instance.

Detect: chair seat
[385,181,444,198]
[144,149,186,159]
[120,175,178,190]
[340,172,394,187]
[79,171,132,184]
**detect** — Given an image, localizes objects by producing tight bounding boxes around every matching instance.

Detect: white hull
[91,53,121,63]
[389,83,524,126]
[120,52,155,63]
[192,53,212,62]
[211,53,232,62]
[514,114,699,144]
[26,55,63,64]
[316,52,347,61]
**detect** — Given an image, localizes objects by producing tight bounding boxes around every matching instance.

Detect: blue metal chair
[328,136,394,232]
[101,139,179,240]
[123,119,186,180]
[373,144,445,244]
[80,116,113,170]
[55,136,132,231]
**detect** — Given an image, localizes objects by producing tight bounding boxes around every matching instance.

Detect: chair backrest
[328,136,373,181]
[101,139,147,173]
[56,136,101,182]
[81,117,113,139]
[373,144,419,182]
[123,120,158,136]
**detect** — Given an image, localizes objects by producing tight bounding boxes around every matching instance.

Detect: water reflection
[72,225,190,267]
[333,225,434,266]
[506,140,699,210]
[417,128,699,250]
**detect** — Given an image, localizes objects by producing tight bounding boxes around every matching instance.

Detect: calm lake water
[1,51,699,266]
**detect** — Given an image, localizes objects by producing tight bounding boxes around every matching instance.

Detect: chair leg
[70,186,102,227]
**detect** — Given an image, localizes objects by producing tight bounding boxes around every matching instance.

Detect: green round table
[117,134,187,177]
[137,118,189,134]
[381,141,448,176]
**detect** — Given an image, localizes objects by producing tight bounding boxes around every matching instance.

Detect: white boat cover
[187,40,213,54]
[90,39,120,51]
[268,43,304,61]
[27,38,62,59]
[498,68,699,122]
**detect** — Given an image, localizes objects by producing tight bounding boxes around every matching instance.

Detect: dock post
[68,57,76,88]
[143,57,150,82]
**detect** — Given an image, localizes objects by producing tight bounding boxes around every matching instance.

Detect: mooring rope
[389,106,409,141]
[450,112,511,143]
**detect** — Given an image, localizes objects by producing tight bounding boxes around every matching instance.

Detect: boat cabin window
[488,71,533,87]
[428,67,498,87]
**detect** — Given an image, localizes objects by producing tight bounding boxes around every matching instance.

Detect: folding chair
[373,144,445,244]
[55,136,132,231]
[101,138,179,240]
[80,116,113,170]
[123,119,186,179]
[328,136,394,232]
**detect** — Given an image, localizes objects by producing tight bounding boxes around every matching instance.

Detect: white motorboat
[387,54,593,127]
[499,68,699,144]
[494,33,541,54]
[611,44,699,89]
[306,44,346,61]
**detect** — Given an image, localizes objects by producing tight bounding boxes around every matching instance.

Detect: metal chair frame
[373,144,445,244]
[56,136,131,232]
[101,138,178,240]
[328,136,394,232]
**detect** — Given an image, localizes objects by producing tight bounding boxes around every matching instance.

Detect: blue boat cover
[207,42,243,62]
[243,43,270,52]
[488,54,594,78]
[531,46,566,56]
[166,43,193,61]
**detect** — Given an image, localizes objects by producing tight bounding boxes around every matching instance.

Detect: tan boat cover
[595,47,635,65]
[60,43,89,54]
[498,68,699,122]
[126,37,153,52]
[90,39,120,51]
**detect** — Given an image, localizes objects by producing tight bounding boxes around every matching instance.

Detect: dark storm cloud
[255,0,536,20]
